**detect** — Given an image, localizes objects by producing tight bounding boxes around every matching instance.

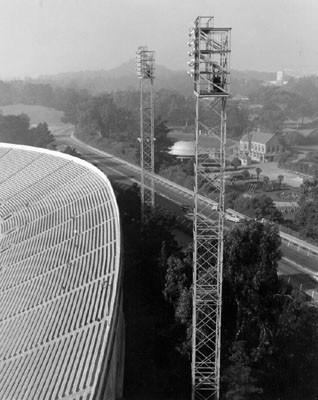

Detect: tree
[255,167,262,181]
[0,114,55,149]
[258,102,285,132]
[231,157,242,170]
[277,174,284,190]
[0,113,30,144]
[28,122,55,149]
[62,146,82,158]
[233,194,283,223]
[223,221,282,342]
[159,164,194,190]
[76,93,137,138]
[153,118,174,171]
[242,169,250,180]
[268,293,318,399]
[222,341,263,400]
[224,221,318,399]
[116,183,192,397]
[294,201,318,240]
[295,179,318,240]
[225,191,241,209]
[263,176,270,191]
[227,104,250,139]
[162,219,318,399]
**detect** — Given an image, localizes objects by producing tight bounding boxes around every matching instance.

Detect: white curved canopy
[0,143,121,400]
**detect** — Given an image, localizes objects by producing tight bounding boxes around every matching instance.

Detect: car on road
[225,213,241,223]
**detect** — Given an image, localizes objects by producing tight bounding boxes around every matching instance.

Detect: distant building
[263,70,288,87]
[276,70,284,84]
[240,131,285,162]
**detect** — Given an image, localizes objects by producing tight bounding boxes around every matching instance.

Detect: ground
[245,161,303,187]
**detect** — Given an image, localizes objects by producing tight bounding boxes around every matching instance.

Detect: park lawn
[0,104,64,126]
[225,179,300,202]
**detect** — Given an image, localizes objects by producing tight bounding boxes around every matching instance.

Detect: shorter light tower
[136,46,155,218]
[188,16,231,400]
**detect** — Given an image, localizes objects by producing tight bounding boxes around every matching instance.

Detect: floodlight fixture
[187,16,231,97]
[136,46,155,80]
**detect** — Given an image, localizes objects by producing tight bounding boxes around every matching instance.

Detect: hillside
[36,59,193,96]
[34,60,276,97]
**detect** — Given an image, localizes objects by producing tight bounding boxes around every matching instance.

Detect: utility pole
[187,16,231,400]
[136,46,155,219]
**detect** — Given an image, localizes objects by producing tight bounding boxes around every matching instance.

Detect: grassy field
[0,104,64,126]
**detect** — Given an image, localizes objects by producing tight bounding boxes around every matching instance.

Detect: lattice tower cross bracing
[188,16,231,400]
[136,46,155,217]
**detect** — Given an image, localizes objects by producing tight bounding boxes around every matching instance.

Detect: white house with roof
[239,131,284,162]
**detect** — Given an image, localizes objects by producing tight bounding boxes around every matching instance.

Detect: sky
[0,0,318,79]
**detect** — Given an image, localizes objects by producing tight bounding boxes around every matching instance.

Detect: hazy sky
[0,0,318,78]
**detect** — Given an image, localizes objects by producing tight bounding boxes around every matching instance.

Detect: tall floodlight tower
[188,17,231,400]
[136,46,155,218]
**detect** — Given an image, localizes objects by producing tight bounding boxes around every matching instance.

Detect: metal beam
[136,46,155,218]
[188,17,231,400]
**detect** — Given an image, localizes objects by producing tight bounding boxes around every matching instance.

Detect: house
[239,131,284,162]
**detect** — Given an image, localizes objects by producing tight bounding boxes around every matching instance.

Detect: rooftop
[240,131,275,144]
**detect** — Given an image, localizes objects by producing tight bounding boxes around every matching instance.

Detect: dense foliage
[164,221,318,400]
[226,194,283,223]
[0,80,90,125]
[278,150,318,177]
[115,181,318,400]
[159,159,194,189]
[62,146,83,158]
[0,113,55,149]
[76,93,137,137]
[116,184,191,399]
[0,79,249,139]
[294,179,318,240]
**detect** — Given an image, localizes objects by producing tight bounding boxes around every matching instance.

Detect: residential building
[239,131,284,162]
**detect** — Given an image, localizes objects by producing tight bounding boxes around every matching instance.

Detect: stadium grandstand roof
[0,143,122,400]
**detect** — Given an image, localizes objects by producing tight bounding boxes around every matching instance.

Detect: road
[54,126,318,300]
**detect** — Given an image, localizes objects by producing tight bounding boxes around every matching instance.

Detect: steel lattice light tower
[188,17,231,400]
[136,46,155,217]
